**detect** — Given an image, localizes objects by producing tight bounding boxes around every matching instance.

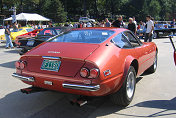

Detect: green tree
[149,0,161,19]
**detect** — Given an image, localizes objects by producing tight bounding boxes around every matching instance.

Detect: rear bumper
[62,83,100,91]
[12,73,35,82]
[12,73,100,92]
[12,72,123,96]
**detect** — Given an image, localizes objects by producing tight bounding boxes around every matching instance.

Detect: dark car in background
[16,27,71,55]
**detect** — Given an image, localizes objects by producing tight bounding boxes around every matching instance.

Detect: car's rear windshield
[49,30,115,44]
[38,28,60,36]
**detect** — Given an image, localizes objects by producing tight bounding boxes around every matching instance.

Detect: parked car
[10,27,34,42]
[0,28,5,42]
[79,17,95,23]
[16,27,71,55]
[153,21,176,38]
[15,28,43,45]
[12,27,157,106]
[169,35,176,65]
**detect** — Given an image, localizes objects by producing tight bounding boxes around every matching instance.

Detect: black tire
[110,66,136,106]
[153,32,158,39]
[147,53,157,73]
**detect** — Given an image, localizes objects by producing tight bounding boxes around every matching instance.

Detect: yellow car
[10,27,34,42]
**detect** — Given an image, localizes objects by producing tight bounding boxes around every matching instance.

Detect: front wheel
[110,66,136,106]
[153,32,158,39]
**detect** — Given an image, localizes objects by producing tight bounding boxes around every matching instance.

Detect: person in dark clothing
[128,18,136,34]
[171,19,175,28]
[112,16,124,28]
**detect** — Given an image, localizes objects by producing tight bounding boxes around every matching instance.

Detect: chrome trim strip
[62,83,100,91]
[12,73,35,82]
[42,56,60,60]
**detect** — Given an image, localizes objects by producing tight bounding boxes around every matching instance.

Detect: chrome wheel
[126,71,135,99]
[153,32,157,39]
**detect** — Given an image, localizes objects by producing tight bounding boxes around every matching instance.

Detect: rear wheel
[110,66,136,106]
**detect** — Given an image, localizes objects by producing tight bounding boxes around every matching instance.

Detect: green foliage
[0,0,175,22]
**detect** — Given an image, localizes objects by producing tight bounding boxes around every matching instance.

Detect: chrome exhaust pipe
[70,96,89,107]
[76,100,88,107]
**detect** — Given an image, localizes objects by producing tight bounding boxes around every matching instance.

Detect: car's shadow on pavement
[3,49,18,54]
[0,60,16,68]
[0,89,175,118]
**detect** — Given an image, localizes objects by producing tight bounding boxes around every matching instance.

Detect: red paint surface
[15,27,157,96]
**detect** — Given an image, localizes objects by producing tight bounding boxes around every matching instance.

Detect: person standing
[128,18,136,34]
[112,16,124,28]
[105,18,111,27]
[133,17,137,28]
[87,22,92,27]
[48,21,53,28]
[144,15,154,42]
[171,19,175,28]
[5,23,14,49]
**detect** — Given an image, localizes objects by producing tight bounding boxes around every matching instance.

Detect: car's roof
[20,27,33,29]
[72,27,127,32]
[43,27,67,30]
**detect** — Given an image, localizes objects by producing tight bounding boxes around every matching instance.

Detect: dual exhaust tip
[20,86,89,107]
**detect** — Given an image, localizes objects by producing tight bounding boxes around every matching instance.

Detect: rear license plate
[159,32,163,34]
[41,59,61,72]
[27,40,34,46]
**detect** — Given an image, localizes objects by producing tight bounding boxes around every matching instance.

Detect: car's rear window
[49,30,115,44]
[38,28,60,36]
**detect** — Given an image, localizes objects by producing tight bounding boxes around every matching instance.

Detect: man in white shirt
[144,15,154,42]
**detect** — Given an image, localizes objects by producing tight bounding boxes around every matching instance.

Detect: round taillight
[19,61,26,70]
[80,68,89,78]
[89,68,99,79]
[15,61,20,69]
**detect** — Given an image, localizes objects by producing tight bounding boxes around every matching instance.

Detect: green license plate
[41,59,61,72]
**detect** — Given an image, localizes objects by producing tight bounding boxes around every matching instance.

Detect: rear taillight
[89,68,99,79]
[15,61,20,69]
[80,68,99,79]
[80,68,89,78]
[15,61,26,70]
[20,61,26,69]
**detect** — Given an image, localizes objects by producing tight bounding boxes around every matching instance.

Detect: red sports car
[15,29,43,45]
[12,28,157,106]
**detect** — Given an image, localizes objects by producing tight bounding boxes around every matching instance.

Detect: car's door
[123,31,151,74]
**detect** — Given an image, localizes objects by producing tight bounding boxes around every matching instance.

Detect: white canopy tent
[4,13,50,21]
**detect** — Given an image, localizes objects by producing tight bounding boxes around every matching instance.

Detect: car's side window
[124,32,141,47]
[111,33,132,49]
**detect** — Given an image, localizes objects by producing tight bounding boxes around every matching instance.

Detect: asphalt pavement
[0,37,176,118]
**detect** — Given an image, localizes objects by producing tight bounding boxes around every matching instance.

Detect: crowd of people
[3,15,176,49]
[63,15,155,42]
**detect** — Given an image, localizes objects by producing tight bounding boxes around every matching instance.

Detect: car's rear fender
[117,56,137,90]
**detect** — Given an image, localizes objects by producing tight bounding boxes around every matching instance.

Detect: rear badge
[44,81,53,85]
[104,70,111,77]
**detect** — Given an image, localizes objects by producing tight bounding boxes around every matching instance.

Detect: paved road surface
[0,37,176,118]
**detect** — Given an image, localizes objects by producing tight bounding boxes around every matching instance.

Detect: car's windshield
[38,28,60,36]
[49,30,115,44]
[26,28,34,32]
[11,29,23,32]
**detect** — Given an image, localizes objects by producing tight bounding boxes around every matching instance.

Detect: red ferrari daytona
[12,27,158,106]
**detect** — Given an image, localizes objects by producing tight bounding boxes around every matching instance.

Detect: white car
[79,17,95,23]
